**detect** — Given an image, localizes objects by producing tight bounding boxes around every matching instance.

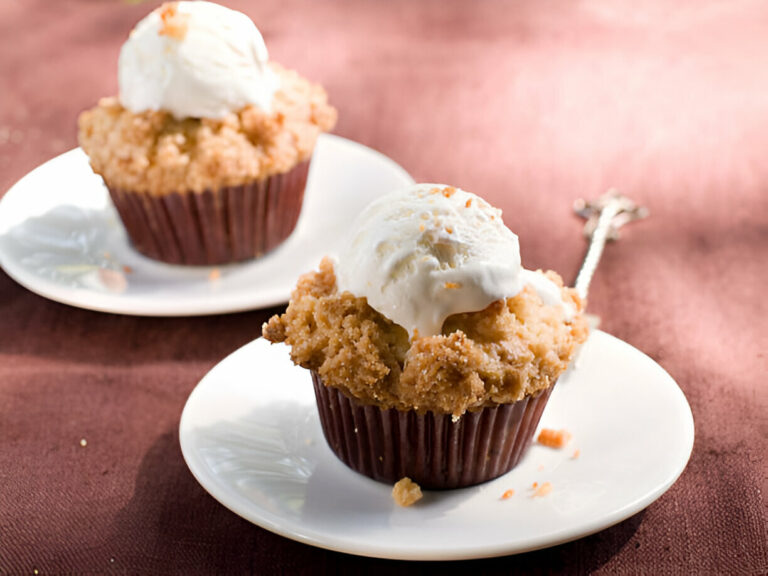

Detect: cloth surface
[1,1,766,574]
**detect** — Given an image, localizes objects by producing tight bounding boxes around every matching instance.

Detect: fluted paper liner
[107,160,310,265]
[311,371,555,489]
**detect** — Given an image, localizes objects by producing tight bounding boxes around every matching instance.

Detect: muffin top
[263,185,588,417]
[77,2,336,194]
[263,257,587,417]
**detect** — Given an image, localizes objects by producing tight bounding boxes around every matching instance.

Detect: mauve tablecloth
[1,1,766,574]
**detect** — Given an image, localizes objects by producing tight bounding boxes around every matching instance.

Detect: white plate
[0,134,414,316]
[179,330,694,560]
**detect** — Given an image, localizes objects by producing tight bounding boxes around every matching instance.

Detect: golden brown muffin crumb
[536,428,572,448]
[262,257,588,417]
[78,64,336,194]
[531,481,553,498]
[158,3,189,39]
[392,477,423,507]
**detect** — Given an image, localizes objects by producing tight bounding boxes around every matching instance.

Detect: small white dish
[179,330,694,560]
[0,134,414,316]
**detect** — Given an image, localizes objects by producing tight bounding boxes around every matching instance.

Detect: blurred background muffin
[78,1,336,265]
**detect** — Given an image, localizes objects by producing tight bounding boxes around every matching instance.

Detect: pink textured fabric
[0,0,766,574]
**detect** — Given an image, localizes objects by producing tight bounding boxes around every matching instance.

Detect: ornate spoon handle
[573,190,648,301]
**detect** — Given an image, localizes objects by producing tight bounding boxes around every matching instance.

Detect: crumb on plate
[501,489,515,500]
[532,481,553,498]
[572,448,581,459]
[537,428,572,448]
[98,268,127,293]
[393,477,422,507]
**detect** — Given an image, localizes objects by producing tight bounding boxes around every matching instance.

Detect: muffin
[78,1,336,265]
[263,184,588,489]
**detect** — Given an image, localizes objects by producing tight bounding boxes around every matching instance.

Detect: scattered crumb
[465,198,473,208]
[532,482,553,498]
[537,428,572,449]
[501,489,515,500]
[122,265,133,274]
[393,477,423,507]
[572,448,581,460]
[79,438,87,447]
[208,268,221,281]
[532,482,538,488]
[444,282,461,289]
[98,268,127,293]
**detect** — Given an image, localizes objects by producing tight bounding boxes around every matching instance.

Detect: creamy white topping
[118,1,279,119]
[520,268,575,321]
[336,184,571,337]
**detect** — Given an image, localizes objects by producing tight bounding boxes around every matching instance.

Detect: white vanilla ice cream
[118,1,279,119]
[335,184,572,337]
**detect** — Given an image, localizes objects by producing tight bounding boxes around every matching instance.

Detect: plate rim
[0,134,414,316]
[178,330,695,561]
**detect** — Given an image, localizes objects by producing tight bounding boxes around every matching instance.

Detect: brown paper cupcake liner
[311,371,554,490]
[107,160,310,265]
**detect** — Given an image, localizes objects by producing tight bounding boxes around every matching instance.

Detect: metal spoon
[573,189,648,305]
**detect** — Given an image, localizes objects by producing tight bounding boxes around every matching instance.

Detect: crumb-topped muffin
[78,1,336,265]
[264,184,588,489]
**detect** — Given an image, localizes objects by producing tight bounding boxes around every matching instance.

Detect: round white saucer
[0,134,414,315]
[179,331,694,560]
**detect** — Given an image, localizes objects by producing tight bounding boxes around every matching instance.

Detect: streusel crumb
[158,3,189,39]
[537,428,572,448]
[392,477,423,507]
[78,64,336,194]
[263,257,588,417]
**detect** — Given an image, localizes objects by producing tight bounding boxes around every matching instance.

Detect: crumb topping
[78,64,337,194]
[262,257,588,417]
[158,3,189,39]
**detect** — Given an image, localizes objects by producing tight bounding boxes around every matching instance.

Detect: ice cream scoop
[118,1,279,119]
[335,184,570,337]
